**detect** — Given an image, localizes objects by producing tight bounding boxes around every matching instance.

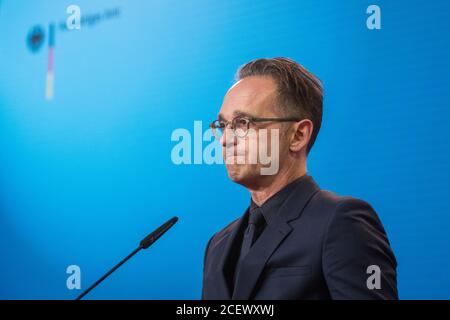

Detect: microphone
[75,216,178,300]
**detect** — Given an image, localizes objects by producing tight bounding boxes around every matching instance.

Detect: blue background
[1,0,449,299]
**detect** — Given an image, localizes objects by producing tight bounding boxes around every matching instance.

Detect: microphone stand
[75,216,178,300]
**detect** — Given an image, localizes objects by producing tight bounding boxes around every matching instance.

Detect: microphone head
[139,216,178,249]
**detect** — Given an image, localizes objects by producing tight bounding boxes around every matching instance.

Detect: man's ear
[289,119,313,153]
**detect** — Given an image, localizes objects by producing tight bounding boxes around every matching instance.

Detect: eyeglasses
[209,116,302,140]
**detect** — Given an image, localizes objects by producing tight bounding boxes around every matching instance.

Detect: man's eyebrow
[218,110,253,121]
[232,110,252,118]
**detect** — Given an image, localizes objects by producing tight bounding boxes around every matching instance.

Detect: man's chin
[225,164,259,187]
[225,164,245,183]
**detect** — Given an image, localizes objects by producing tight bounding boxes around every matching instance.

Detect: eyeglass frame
[209,115,302,139]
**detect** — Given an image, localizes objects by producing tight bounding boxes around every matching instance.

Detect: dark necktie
[239,207,265,260]
[233,207,265,290]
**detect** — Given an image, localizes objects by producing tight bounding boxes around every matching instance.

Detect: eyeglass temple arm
[251,117,302,122]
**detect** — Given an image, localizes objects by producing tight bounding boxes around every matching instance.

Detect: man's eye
[235,118,248,126]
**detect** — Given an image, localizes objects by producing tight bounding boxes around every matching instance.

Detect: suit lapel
[209,209,249,299]
[232,219,292,299]
[232,175,320,299]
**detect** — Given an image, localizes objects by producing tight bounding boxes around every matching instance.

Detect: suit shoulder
[207,215,241,250]
[312,190,388,244]
[215,217,240,238]
[312,189,371,205]
[311,189,376,214]
[306,189,381,227]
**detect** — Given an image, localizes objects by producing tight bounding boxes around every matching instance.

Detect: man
[202,57,398,300]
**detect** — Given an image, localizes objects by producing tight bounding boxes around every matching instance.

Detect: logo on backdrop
[26,6,121,100]
[26,25,46,53]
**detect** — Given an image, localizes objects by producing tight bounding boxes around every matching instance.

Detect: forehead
[218,76,277,120]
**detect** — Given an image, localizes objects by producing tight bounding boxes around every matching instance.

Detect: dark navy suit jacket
[202,175,398,300]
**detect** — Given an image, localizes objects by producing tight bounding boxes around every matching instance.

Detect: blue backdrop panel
[0,0,449,299]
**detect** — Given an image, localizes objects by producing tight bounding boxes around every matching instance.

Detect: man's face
[217,76,290,188]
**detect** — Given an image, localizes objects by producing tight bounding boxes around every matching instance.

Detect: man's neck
[249,166,307,206]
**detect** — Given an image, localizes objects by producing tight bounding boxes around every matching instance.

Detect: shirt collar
[249,174,308,225]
